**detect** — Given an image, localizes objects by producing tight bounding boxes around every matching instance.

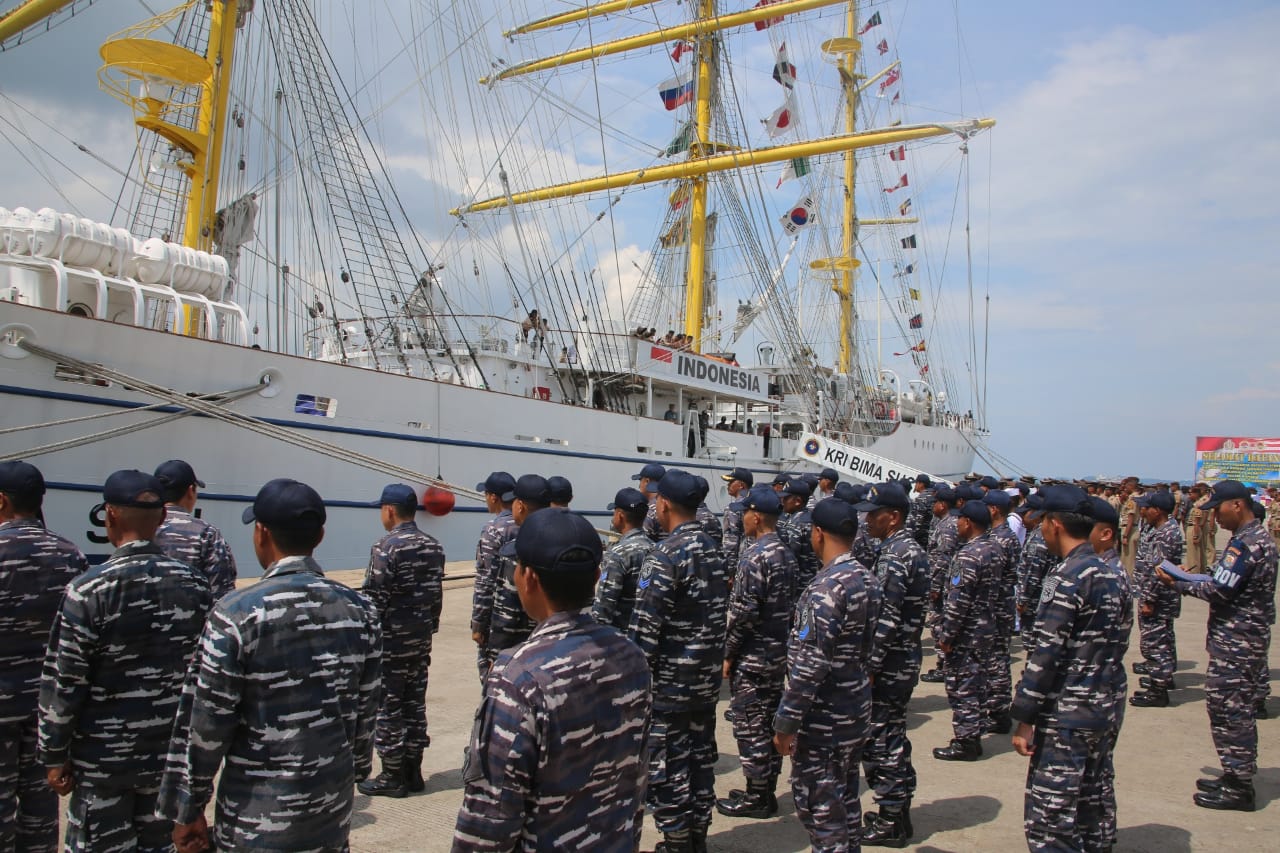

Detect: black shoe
[1132,661,1151,675]
[1129,689,1169,708]
[933,738,982,761]
[1196,772,1239,793]
[723,707,736,723]
[863,805,912,848]
[1256,701,1269,720]
[357,768,407,798]
[920,669,944,683]
[403,757,425,793]
[987,714,1012,735]
[1193,779,1256,811]
[716,779,777,819]
[1139,676,1174,691]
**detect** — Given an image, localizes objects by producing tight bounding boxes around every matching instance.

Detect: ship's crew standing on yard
[39,470,212,852]
[358,484,445,799]
[0,461,87,853]
[158,478,381,852]
[152,459,238,599]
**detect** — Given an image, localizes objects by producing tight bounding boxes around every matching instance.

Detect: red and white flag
[889,146,905,162]
[883,174,908,193]
[763,95,798,138]
[877,38,889,55]
[671,41,693,62]
[879,67,901,95]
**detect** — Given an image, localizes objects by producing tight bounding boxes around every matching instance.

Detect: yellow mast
[837,3,860,374]
[505,0,663,37]
[0,0,77,42]
[683,0,717,350]
[184,0,240,250]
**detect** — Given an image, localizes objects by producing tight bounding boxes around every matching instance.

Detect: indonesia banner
[1194,436,1280,485]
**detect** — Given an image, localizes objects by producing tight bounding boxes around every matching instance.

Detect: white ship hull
[0,303,976,569]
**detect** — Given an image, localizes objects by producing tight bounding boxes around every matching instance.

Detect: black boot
[1196,772,1239,793]
[1129,688,1169,708]
[919,669,944,683]
[653,829,693,853]
[1139,676,1175,691]
[863,801,912,847]
[932,738,982,761]
[403,753,425,793]
[1256,701,1269,719]
[1193,776,1255,811]
[716,778,776,818]
[1132,661,1151,675]
[690,825,708,853]
[357,759,407,798]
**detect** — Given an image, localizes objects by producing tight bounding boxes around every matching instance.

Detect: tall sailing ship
[0,0,994,565]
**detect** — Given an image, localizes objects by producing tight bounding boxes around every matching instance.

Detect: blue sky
[2,1,1277,482]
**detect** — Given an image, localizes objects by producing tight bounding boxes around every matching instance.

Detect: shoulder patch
[797,603,814,640]
[1040,576,1060,604]
[637,561,654,590]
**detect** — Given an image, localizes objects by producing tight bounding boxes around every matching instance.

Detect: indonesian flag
[772,42,797,89]
[671,41,693,62]
[883,174,908,193]
[658,72,694,110]
[879,67,901,95]
[877,38,889,55]
[889,145,905,162]
[781,194,817,235]
[858,11,882,35]
[753,0,784,30]
[763,94,798,138]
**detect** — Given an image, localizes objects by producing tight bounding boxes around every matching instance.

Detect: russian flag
[658,73,694,111]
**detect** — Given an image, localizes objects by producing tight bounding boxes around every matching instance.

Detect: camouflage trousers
[375,639,432,760]
[1137,611,1177,688]
[64,779,170,853]
[1257,651,1271,703]
[728,670,784,782]
[647,707,718,833]
[984,634,1013,723]
[0,716,58,853]
[943,648,988,740]
[863,679,917,808]
[1023,726,1113,853]
[791,725,866,853]
[1206,649,1267,781]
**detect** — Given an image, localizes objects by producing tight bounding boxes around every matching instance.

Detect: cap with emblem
[373,483,419,510]
[812,498,857,536]
[498,508,602,572]
[477,471,516,498]
[608,487,648,513]
[241,478,326,528]
[1200,479,1252,510]
[959,501,991,526]
[819,467,840,483]
[547,476,574,504]
[657,469,709,509]
[1135,491,1175,512]
[731,488,783,516]
[1088,496,1120,527]
[513,474,552,505]
[0,460,45,498]
[854,482,911,513]
[632,463,667,483]
[983,489,1012,511]
[721,467,754,486]
[784,479,814,499]
[154,459,205,494]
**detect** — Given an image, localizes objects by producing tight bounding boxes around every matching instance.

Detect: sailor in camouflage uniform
[715,488,797,820]
[719,467,754,569]
[152,459,237,599]
[485,476,549,663]
[779,479,822,592]
[158,478,382,852]
[1129,490,1185,708]
[982,489,1022,734]
[39,470,212,853]
[933,500,1001,761]
[921,486,960,684]
[593,487,654,630]
[454,509,651,852]
[854,483,931,847]
[472,472,517,679]
[0,461,87,853]
[627,471,727,853]
[773,499,880,853]
[358,484,446,798]
[1086,494,1128,851]
[633,463,669,543]
[907,474,936,549]
[1016,494,1062,650]
[849,484,882,571]
[1011,485,1132,853]
[1157,480,1278,811]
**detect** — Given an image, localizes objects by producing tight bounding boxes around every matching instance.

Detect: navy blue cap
[959,501,991,526]
[849,484,870,502]
[1019,492,1044,515]
[854,482,911,512]
[632,463,667,482]
[608,487,649,513]
[102,469,165,509]
[499,508,602,573]
[374,483,419,510]
[0,461,45,497]
[477,471,516,497]
[979,476,1001,489]
[513,474,552,505]
[1088,496,1120,527]
[1036,484,1092,517]
[812,497,857,536]
[771,473,792,486]
[819,468,840,483]
[801,472,822,487]
[1135,491,1175,512]
[722,467,754,486]
[933,486,957,504]
[983,489,1012,511]
[154,459,204,491]
[833,481,858,503]
[1252,500,1266,520]
[1201,480,1252,510]
[657,469,709,509]
[784,479,814,498]
[955,484,982,501]
[915,473,932,485]
[547,476,573,504]
[731,488,783,516]
[242,478,326,528]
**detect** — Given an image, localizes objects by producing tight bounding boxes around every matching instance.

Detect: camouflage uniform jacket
[593,529,654,630]
[697,502,723,550]
[1011,543,1132,730]
[153,505,238,599]
[157,555,382,851]
[37,540,212,785]
[868,529,930,679]
[455,610,652,852]
[724,532,798,679]
[851,519,881,573]
[927,513,961,603]
[1134,517,1184,616]
[0,518,87,725]
[627,521,728,712]
[643,501,665,543]
[773,552,881,737]
[1174,519,1278,657]
[1016,527,1061,616]
[779,509,823,591]
[937,532,1002,652]
[471,510,520,640]
[990,521,1022,635]
[362,520,445,645]
[721,504,745,569]
[907,487,936,548]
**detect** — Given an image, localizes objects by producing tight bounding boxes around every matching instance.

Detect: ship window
[294,394,337,418]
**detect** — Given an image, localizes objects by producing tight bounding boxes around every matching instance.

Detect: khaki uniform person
[1119,491,1139,573]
